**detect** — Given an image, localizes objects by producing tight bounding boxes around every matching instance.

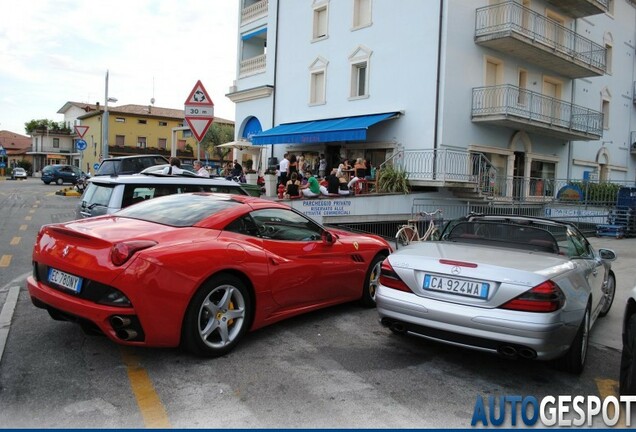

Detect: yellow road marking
[10,237,20,246]
[19,225,27,231]
[25,216,32,221]
[0,255,11,267]
[595,378,625,428]
[120,349,171,428]
[29,209,35,214]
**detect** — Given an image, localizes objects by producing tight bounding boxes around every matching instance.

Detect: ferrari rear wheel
[361,254,387,308]
[599,271,616,318]
[620,314,636,395]
[182,275,251,357]
[555,303,590,374]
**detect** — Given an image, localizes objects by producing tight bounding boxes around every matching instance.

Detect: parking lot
[0,179,633,428]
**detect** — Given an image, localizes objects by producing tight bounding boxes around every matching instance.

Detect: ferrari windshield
[115,193,241,226]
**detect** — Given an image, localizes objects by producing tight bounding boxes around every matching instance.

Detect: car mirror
[321,231,335,245]
[598,248,617,261]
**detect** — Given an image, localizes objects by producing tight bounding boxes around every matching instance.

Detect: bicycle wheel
[395,225,419,249]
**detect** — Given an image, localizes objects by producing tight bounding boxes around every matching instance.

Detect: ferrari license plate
[423,274,489,299]
[48,268,82,293]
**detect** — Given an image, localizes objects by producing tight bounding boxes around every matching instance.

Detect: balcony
[241,0,268,25]
[475,2,606,78]
[239,53,266,78]
[472,85,603,141]
[544,0,609,18]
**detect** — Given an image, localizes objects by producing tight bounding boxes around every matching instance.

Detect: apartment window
[158,138,167,149]
[351,63,368,97]
[158,121,167,127]
[115,117,126,123]
[53,138,59,148]
[604,33,613,75]
[115,135,125,146]
[602,99,610,130]
[137,137,147,148]
[608,0,615,15]
[309,56,328,105]
[138,119,147,125]
[485,57,503,86]
[353,0,372,29]
[312,2,328,40]
[517,69,528,105]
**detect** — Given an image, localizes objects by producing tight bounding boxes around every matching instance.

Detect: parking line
[19,225,27,231]
[0,255,11,267]
[29,209,35,214]
[10,237,20,246]
[24,216,32,221]
[0,286,20,365]
[595,378,625,427]
[120,349,171,428]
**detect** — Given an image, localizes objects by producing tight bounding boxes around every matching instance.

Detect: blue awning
[251,112,400,145]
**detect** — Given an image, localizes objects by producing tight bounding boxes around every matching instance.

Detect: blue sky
[0,0,238,134]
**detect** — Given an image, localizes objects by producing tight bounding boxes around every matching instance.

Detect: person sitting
[230,160,243,178]
[284,172,302,199]
[326,169,350,195]
[193,160,210,177]
[162,157,183,175]
[301,170,327,198]
[347,158,367,192]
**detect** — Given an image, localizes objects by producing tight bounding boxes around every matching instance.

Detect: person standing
[318,154,327,178]
[278,153,289,186]
[193,160,210,177]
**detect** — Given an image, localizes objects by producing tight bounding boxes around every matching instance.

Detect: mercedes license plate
[423,274,489,299]
[48,268,82,293]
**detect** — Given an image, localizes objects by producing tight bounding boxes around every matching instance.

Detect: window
[602,99,610,129]
[604,33,613,75]
[353,0,372,29]
[158,121,167,127]
[349,46,372,99]
[250,208,323,241]
[517,69,528,105]
[115,117,126,123]
[137,137,147,148]
[312,2,328,40]
[116,135,125,146]
[158,138,167,149]
[309,56,328,105]
[138,119,147,125]
[53,138,59,148]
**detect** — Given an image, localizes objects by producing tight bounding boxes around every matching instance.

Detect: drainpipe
[433,0,445,180]
[270,0,280,163]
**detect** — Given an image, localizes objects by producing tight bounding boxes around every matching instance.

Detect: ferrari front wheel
[361,254,387,308]
[182,275,251,357]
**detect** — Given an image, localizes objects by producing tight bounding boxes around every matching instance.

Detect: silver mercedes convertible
[377,214,617,374]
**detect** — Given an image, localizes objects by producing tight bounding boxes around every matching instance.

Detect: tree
[24,119,71,135]
[200,122,235,164]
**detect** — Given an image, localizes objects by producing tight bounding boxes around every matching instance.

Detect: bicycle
[395,209,443,249]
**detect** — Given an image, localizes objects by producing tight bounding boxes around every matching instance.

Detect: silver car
[377,214,616,374]
[621,285,636,395]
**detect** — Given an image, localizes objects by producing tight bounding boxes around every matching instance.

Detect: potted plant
[244,159,258,184]
[377,165,410,194]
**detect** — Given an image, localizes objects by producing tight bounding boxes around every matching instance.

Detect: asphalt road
[0,178,633,428]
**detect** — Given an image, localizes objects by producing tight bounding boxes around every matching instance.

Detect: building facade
[228,0,636,201]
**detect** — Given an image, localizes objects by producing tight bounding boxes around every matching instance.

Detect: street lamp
[101,69,118,159]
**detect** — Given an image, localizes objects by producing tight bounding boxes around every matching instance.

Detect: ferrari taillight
[500,280,565,313]
[379,259,412,293]
[110,240,157,266]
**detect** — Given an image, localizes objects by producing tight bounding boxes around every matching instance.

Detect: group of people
[161,157,210,177]
[278,153,374,199]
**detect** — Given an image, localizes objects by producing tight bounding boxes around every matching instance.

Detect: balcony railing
[239,53,267,77]
[472,85,603,140]
[475,1,606,77]
[241,0,268,25]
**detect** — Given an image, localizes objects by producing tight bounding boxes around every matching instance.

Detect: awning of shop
[251,111,401,145]
[47,154,66,159]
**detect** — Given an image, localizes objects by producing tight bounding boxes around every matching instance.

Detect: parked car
[75,173,249,219]
[41,164,86,185]
[376,214,616,374]
[11,167,27,180]
[620,285,636,395]
[27,193,392,357]
[95,155,169,176]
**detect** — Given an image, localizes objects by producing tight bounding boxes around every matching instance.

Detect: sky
[0,0,238,135]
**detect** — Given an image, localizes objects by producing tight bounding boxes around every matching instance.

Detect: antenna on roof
[150,76,155,105]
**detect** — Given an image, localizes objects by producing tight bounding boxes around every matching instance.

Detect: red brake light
[110,240,157,266]
[379,259,412,293]
[500,280,564,313]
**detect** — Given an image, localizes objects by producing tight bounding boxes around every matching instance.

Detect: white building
[228,0,636,201]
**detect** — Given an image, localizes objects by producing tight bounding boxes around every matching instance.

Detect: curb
[55,187,81,197]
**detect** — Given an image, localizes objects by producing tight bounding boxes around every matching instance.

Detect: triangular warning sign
[186,117,214,142]
[74,125,89,138]
[185,80,214,106]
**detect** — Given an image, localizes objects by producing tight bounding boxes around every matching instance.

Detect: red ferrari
[27,193,391,357]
